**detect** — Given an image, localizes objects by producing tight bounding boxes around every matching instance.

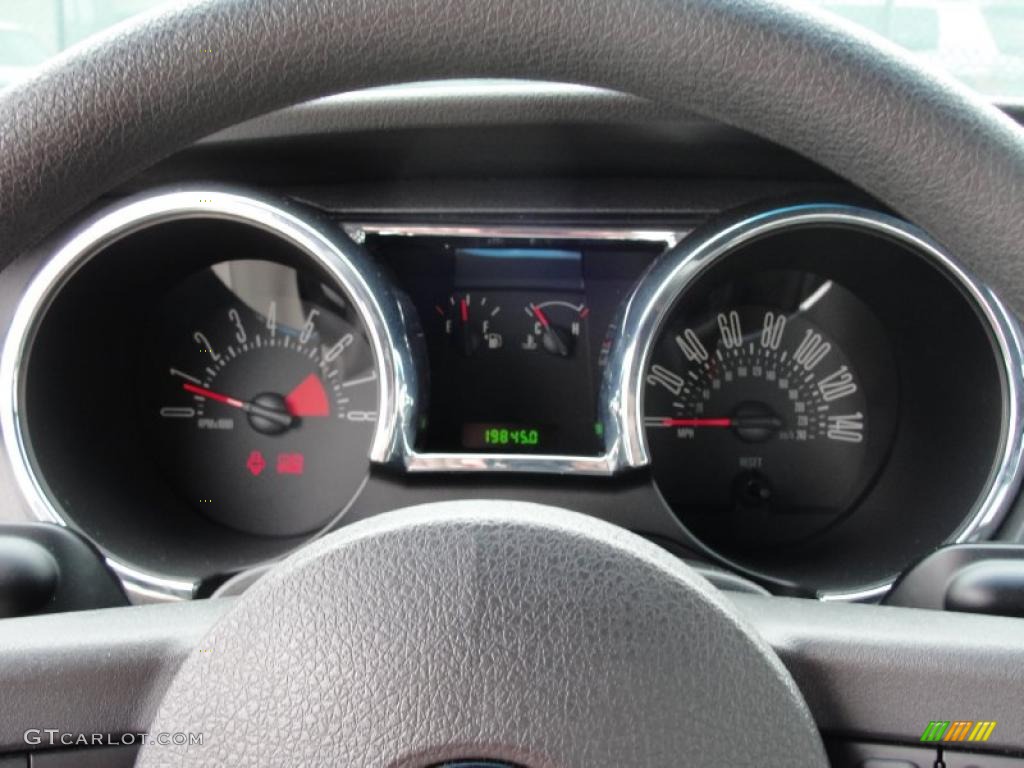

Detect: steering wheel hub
[138,501,824,766]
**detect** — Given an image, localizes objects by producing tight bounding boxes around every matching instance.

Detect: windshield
[1,0,1022,99]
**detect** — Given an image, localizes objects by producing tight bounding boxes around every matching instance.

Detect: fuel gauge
[439,293,504,356]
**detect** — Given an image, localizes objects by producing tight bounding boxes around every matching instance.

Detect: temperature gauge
[522,300,589,357]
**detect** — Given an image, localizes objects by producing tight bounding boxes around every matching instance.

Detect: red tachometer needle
[182,382,295,428]
[659,417,733,428]
[460,298,469,323]
[182,382,244,408]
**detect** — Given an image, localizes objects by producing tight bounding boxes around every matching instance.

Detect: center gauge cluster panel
[353,223,671,463]
[4,187,1022,601]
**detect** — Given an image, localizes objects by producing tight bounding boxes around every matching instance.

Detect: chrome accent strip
[818,582,898,604]
[345,222,688,247]
[403,452,618,475]
[354,220,685,474]
[608,204,1024,601]
[0,188,419,601]
[322,79,616,101]
[106,560,197,603]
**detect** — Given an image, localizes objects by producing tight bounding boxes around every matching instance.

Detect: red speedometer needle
[182,382,295,428]
[659,417,733,428]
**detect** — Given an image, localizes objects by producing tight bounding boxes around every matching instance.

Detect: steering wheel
[2,0,1023,764]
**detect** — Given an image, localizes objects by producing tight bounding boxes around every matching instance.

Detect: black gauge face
[365,237,661,457]
[645,271,897,554]
[428,288,599,454]
[145,259,378,537]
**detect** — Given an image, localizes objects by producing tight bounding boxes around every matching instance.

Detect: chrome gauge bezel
[608,204,1024,601]
[0,188,420,601]
[344,222,688,475]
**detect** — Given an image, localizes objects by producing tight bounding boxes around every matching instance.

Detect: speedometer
[645,276,894,552]
[647,306,868,485]
[624,205,1022,596]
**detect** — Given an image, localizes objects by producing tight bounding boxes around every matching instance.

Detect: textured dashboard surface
[0,599,225,753]
[0,0,1022,313]
[138,501,826,767]
[202,83,1024,146]
[202,81,683,141]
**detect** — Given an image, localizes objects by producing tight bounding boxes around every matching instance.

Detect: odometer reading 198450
[644,297,874,550]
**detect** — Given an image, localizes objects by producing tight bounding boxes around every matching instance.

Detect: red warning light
[277,452,305,475]
[246,450,266,476]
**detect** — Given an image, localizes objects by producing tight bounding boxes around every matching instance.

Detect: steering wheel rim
[1,0,1022,763]
[0,0,1022,314]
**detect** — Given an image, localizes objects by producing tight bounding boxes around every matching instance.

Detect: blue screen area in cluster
[455,248,583,291]
[458,248,581,260]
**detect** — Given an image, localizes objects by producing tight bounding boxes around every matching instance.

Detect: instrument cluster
[361,225,666,463]
[4,189,1020,601]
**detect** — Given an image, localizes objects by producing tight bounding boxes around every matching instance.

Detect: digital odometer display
[462,423,547,450]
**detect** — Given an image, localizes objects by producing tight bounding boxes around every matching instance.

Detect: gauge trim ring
[607,204,1024,601]
[0,187,419,601]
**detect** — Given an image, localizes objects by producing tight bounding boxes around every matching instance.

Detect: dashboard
[6,0,1024,755]
[2,181,1021,604]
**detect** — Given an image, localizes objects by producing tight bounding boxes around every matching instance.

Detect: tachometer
[147,259,378,537]
[6,190,416,598]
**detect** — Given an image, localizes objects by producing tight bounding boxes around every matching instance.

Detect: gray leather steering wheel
[1,0,1023,764]
[142,502,827,766]
[2,0,1023,315]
